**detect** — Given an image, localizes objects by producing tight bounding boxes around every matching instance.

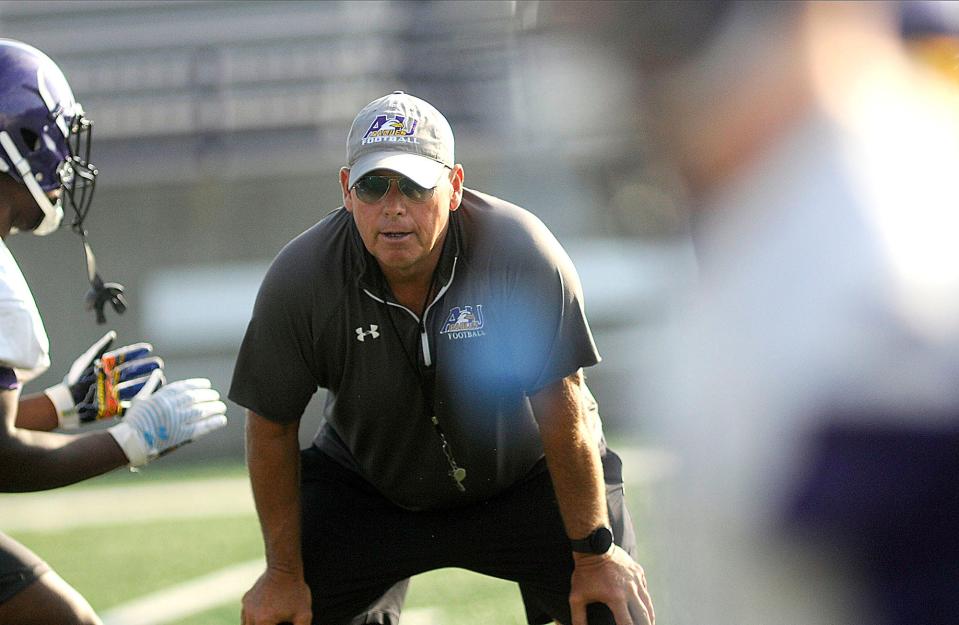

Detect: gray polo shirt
[230,188,600,510]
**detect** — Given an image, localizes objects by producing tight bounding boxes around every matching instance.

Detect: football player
[0,39,228,625]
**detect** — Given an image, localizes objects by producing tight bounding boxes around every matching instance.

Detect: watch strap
[570,525,614,554]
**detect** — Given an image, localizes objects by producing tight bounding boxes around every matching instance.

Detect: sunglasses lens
[353,175,438,203]
[354,176,391,203]
[397,177,434,202]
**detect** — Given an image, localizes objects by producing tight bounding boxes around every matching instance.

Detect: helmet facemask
[61,110,98,236]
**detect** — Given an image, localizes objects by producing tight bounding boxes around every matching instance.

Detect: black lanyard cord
[382,270,467,493]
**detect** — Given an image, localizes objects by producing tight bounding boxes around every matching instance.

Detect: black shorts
[300,446,636,625]
[0,532,49,605]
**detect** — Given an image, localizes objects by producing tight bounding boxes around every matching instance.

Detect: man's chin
[374,247,416,266]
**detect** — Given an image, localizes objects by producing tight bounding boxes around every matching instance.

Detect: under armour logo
[355,325,380,342]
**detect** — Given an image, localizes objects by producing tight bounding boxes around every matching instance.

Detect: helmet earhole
[19,127,40,152]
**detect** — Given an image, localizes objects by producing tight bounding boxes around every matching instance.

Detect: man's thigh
[299,447,637,625]
[300,447,426,625]
[448,450,636,625]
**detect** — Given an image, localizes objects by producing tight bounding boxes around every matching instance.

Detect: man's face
[0,174,57,237]
[340,165,464,279]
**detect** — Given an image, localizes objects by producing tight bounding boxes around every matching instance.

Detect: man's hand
[107,371,227,467]
[44,331,164,429]
[570,545,654,625]
[241,567,312,625]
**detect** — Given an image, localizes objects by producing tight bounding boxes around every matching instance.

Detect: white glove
[108,370,227,467]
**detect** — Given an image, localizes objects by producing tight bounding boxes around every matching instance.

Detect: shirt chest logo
[440,305,486,340]
[355,325,380,342]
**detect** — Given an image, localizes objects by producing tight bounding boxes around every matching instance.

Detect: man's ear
[449,164,465,211]
[339,167,353,212]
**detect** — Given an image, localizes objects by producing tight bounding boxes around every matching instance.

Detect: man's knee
[0,570,102,625]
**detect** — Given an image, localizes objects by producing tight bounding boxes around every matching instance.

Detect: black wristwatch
[570,526,614,554]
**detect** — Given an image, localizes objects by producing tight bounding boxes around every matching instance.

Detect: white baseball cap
[346,91,454,189]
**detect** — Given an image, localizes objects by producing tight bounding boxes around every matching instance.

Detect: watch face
[590,526,614,553]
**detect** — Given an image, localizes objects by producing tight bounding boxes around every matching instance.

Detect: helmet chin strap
[79,232,126,324]
[0,130,125,324]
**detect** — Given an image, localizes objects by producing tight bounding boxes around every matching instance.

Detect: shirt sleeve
[229,244,320,423]
[0,367,19,391]
[504,215,601,394]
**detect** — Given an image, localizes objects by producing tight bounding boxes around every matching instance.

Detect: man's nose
[381,182,405,215]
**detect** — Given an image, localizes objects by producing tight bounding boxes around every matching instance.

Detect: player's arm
[530,369,654,625]
[241,410,312,625]
[13,392,58,431]
[0,385,129,491]
[0,368,226,493]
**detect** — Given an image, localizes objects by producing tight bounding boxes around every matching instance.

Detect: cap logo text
[361,114,419,146]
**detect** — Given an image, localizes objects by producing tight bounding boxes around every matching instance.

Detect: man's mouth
[381,232,410,240]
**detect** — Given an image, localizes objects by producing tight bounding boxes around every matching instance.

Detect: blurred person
[901,0,959,89]
[543,1,959,624]
[232,91,654,625]
[0,39,228,625]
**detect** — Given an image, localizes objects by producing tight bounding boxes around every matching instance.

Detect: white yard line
[100,559,263,625]
[100,557,439,625]
[0,477,255,532]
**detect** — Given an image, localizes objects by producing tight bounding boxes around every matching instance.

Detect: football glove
[77,346,165,425]
[107,370,228,467]
[45,332,164,429]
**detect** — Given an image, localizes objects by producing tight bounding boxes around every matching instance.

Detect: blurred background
[1,0,697,461]
[3,2,958,624]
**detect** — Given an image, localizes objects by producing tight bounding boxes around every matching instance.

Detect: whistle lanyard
[382,270,468,493]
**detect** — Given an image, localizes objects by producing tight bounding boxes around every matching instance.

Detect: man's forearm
[245,410,304,576]
[531,372,609,540]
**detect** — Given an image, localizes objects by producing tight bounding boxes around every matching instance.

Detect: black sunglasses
[352,174,438,204]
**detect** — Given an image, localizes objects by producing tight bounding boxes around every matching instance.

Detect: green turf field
[168,567,529,625]
[3,456,655,625]
[12,513,529,624]
[10,516,262,613]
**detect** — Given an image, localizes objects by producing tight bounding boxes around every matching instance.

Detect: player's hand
[44,331,164,429]
[75,341,165,425]
[241,567,312,625]
[107,371,227,467]
[44,330,116,425]
[569,545,654,625]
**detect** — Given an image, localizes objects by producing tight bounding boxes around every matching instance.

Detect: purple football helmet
[0,38,97,236]
[0,39,122,324]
